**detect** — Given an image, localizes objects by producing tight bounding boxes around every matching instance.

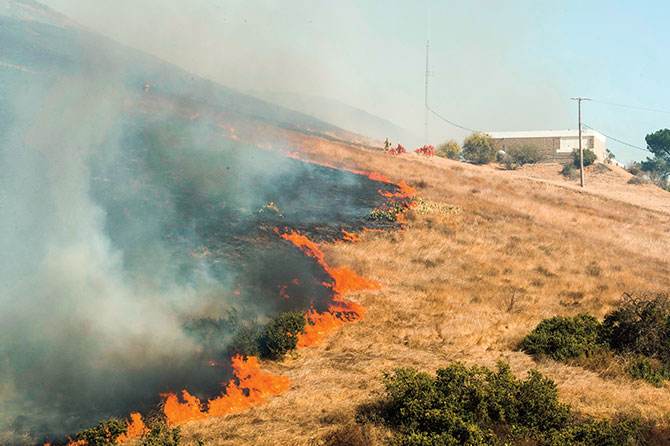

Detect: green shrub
[462,133,496,165]
[572,148,597,167]
[601,292,670,363]
[259,311,306,360]
[505,145,545,168]
[521,313,605,361]
[560,163,579,180]
[436,140,461,160]
[547,417,643,446]
[141,421,181,446]
[369,202,408,222]
[378,361,570,445]
[626,357,670,387]
[227,322,263,357]
[76,418,127,446]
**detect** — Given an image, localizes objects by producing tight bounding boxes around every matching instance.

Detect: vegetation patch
[501,145,545,169]
[628,175,649,185]
[76,419,127,446]
[560,163,579,180]
[521,313,604,361]
[435,140,461,160]
[362,361,653,445]
[185,310,307,361]
[572,148,597,167]
[412,197,461,215]
[462,133,496,165]
[522,292,670,386]
[370,202,411,222]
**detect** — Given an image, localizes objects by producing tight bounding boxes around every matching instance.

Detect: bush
[627,161,643,176]
[76,419,127,446]
[507,145,545,167]
[378,361,571,445]
[572,148,597,167]
[227,322,263,357]
[141,421,181,446]
[461,133,496,165]
[560,163,579,180]
[547,417,643,446]
[259,311,306,360]
[626,357,670,387]
[628,175,649,185]
[522,293,670,386]
[435,140,461,160]
[521,313,605,361]
[601,292,670,363]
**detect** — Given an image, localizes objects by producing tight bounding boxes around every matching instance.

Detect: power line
[582,123,650,152]
[427,105,479,133]
[590,99,670,115]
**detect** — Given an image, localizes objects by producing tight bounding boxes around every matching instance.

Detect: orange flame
[285,152,415,199]
[161,355,290,427]
[276,229,380,346]
[115,412,147,443]
[341,230,361,243]
[362,227,384,233]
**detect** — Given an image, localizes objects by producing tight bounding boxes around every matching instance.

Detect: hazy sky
[39,0,670,163]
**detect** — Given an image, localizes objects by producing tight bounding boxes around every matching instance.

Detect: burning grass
[168,133,670,445]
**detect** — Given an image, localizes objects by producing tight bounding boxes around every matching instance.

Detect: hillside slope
[247,90,416,146]
[0,0,375,148]
[175,135,670,445]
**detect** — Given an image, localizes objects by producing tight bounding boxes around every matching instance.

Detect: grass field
[175,133,670,445]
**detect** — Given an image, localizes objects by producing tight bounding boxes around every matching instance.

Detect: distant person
[144,81,151,93]
[384,137,391,152]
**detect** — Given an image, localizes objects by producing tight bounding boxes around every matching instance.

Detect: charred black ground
[26,113,409,444]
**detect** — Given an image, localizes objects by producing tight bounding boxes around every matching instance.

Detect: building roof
[485,129,606,143]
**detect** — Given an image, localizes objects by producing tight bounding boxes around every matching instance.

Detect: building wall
[491,136,604,163]
[490,136,571,162]
[593,136,606,160]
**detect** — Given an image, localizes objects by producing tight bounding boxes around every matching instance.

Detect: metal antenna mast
[424,1,431,144]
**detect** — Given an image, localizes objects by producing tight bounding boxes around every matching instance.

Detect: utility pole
[570,97,591,187]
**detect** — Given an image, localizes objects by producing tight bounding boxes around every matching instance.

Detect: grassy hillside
[174,133,670,445]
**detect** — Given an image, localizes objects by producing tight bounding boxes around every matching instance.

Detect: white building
[486,129,607,163]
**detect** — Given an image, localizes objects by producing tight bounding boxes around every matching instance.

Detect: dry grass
[176,134,670,445]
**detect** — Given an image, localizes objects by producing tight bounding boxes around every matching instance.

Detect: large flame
[276,229,380,347]
[161,355,290,427]
[115,413,147,443]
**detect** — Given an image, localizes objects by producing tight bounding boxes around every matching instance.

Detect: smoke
[0,68,212,440]
[0,14,398,443]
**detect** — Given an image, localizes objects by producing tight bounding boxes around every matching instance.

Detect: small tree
[572,148,597,168]
[259,312,307,360]
[436,140,461,160]
[522,313,604,361]
[462,133,496,165]
[502,145,545,169]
